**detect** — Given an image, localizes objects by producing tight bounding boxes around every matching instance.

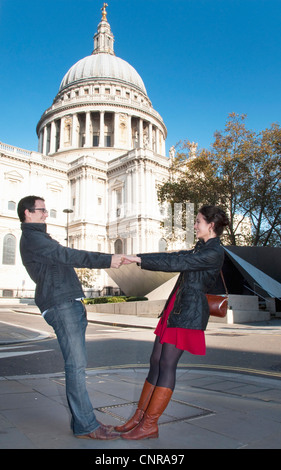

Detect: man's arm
[23,232,124,269]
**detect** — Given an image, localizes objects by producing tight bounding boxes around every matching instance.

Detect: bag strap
[220,270,228,295]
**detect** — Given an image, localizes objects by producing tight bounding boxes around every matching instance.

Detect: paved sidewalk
[1,366,281,449]
[1,306,281,449]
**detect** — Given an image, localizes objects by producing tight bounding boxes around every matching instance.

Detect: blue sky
[1,0,281,154]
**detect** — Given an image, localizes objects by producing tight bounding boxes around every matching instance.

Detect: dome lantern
[93,3,115,56]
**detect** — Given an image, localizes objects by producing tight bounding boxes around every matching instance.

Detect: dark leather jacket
[20,223,112,313]
[138,237,225,330]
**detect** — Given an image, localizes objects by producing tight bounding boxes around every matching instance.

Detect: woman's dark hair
[17,196,45,222]
[198,205,229,236]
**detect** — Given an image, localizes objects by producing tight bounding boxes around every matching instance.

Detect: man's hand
[110,254,125,268]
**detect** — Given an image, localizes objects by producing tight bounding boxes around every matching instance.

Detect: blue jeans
[44,300,100,435]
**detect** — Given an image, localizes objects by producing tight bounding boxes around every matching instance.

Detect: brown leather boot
[115,380,155,432]
[121,386,173,440]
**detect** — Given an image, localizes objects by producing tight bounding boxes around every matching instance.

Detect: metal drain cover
[96,399,214,425]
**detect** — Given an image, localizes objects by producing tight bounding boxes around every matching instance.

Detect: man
[17,195,122,440]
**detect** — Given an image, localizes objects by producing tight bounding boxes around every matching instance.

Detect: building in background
[0,4,171,297]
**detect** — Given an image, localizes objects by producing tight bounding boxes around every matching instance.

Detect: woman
[118,205,229,440]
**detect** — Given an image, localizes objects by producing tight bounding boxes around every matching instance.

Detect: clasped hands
[110,254,141,269]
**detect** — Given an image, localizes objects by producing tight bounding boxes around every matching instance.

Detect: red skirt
[154,289,206,355]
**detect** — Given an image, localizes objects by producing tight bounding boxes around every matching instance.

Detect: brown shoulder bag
[206,271,228,318]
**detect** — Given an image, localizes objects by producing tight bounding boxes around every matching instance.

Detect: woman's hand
[110,254,141,268]
[121,255,141,265]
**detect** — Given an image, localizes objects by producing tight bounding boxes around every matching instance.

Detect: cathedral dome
[59,53,147,95]
[36,4,167,157]
[59,5,147,96]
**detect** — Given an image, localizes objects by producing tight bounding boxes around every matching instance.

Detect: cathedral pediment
[46,180,63,192]
[110,178,125,191]
[4,170,24,183]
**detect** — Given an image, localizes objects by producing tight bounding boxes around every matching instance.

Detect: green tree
[246,123,281,246]
[75,268,97,288]
[158,113,281,246]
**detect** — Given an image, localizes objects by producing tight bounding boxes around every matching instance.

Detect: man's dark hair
[17,196,45,222]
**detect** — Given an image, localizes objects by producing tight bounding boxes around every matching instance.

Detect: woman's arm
[136,248,223,273]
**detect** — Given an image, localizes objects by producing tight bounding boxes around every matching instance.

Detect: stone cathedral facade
[0,5,171,297]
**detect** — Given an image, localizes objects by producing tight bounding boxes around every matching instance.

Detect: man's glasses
[31,208,48,214]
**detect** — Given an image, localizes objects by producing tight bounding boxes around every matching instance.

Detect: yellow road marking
[87,363,281,379]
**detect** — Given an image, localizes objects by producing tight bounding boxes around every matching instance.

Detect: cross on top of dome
[101,3,108,21]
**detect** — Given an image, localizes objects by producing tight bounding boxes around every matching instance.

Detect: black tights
[146,336,184,391]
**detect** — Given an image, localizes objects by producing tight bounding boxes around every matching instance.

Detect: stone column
[38,130,42,153]
[75,176,80,220]
[139,118,143,148]
[99,111,104,147]
[128,115,132,149]
[149,123,153,150]
[126,169,132,216]
[60,117,65,150]
[72,114,78,148]
[139,159,145,215]
[114,112,119,148]
[50,121,56,154]
[80,169,86,221]
[85,112,91,147]
[132,163,139,253]
[156,128,160,154]
[43,127,47,155]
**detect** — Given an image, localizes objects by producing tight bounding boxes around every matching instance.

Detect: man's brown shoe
[76,425,120,440]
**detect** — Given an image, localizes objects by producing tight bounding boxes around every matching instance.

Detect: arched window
[8,201,16,211]
[114,239,123,254]
[2,234,16,265]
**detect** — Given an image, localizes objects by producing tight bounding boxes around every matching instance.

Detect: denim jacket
[20,223,112,313]
[138,237,225,330]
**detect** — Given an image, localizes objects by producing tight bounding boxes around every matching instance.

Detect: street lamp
[63,209,73,247]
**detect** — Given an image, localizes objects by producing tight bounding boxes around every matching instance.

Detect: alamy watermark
[162,202,194,248]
